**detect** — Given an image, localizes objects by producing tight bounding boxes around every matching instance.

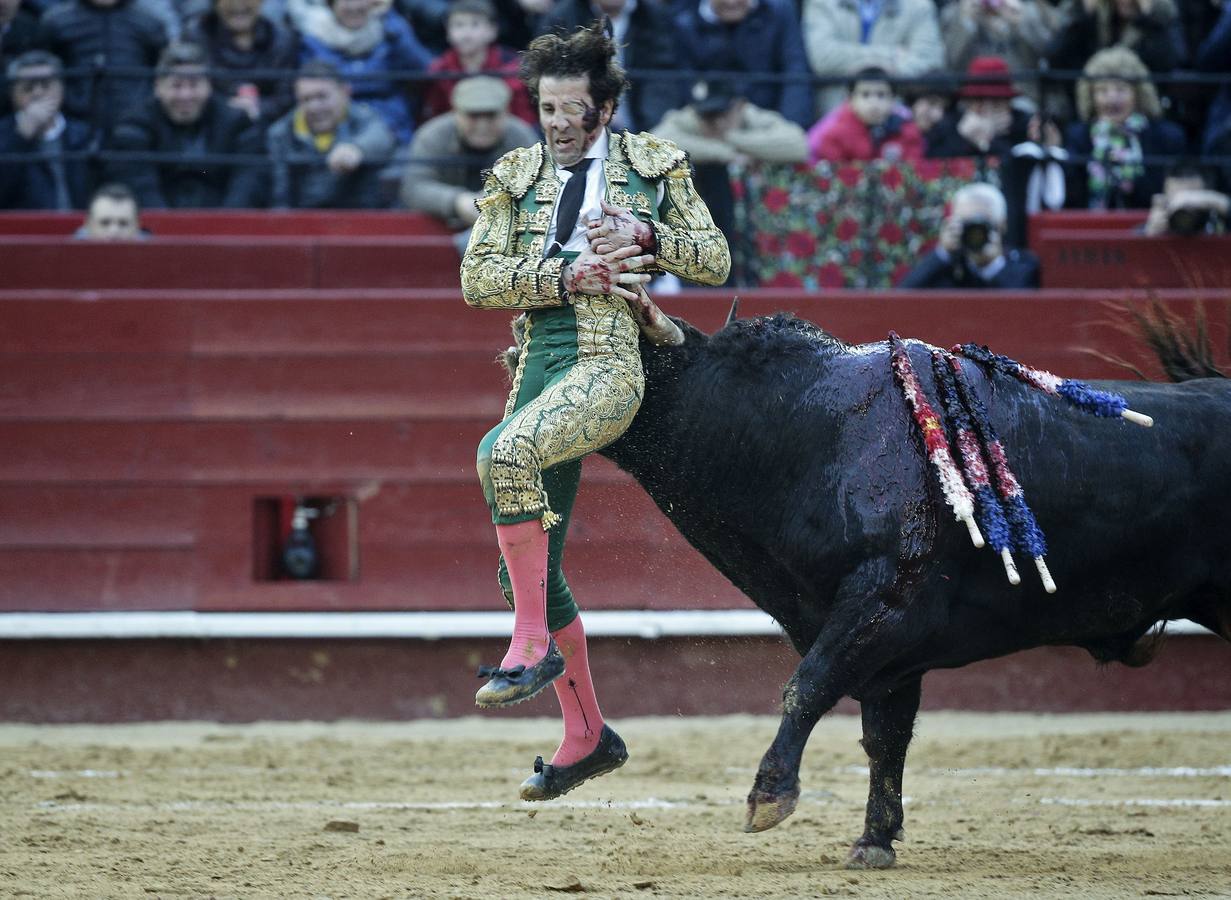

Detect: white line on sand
[1040,797,1231,808]
[30,793,1231,814]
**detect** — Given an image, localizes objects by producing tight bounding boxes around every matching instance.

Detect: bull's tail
[1136,301,1227,383]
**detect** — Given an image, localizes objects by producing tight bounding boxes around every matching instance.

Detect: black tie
[547,158,592,257]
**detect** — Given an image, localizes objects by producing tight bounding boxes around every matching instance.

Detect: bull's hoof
[845,839,897,869]
[743,787,799,833]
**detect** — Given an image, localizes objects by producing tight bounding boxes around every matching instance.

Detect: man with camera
[1142,161,1228,237]
[898,182,1040,288]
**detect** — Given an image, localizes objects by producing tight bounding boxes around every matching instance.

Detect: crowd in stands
[1,0,1229,279]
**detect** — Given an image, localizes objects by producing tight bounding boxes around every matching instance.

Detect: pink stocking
[550,615,605,766]
[496,519,551,670]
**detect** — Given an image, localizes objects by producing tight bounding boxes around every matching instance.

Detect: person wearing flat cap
[652,77,808,249]
[400,75,538,247]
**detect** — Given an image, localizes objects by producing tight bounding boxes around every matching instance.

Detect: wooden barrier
[0,236,461,290]
[1,286,1227,618]
[1038,229,1231,289]
[1025,210,1144,251]
[0,209,452,237]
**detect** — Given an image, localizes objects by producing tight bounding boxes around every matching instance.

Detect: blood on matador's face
[537,75,613,167]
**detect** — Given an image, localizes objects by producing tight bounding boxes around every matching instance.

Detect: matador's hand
[586,200,657,255]
[627,286,684,346]
[562,244,655,302]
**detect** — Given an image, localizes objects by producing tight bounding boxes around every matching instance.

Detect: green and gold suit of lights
[461,131,731,630]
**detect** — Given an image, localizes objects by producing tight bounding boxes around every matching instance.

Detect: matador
[461,22,730,800]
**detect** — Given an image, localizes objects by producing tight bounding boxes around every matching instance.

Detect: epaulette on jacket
[488,143,544,199]
[617,131,688,179]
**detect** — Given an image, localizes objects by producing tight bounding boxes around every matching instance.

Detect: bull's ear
[725,296,740,328]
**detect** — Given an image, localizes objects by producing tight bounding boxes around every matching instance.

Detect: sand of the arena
[3,712,1230,899]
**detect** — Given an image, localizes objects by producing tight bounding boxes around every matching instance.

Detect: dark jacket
[925,106,1031,159]
[537,0,679,133]
[673,0,814,129]
[1195,3,1231,151]
[1062,117,1187,209]
[898,247,1040,289]
[184,11,299,123]
[266,101,396,208]
[1046,2,1186,73]
[0,113,95,209]
[107,94,263,207]
[35,0,167,131]
[1,8,40,117]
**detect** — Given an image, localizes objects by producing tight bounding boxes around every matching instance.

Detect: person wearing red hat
[924,55,1031,158]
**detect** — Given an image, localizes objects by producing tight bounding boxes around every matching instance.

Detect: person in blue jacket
[299,0,433,144]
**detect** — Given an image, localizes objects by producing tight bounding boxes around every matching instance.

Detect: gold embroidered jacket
[460,131,732,310]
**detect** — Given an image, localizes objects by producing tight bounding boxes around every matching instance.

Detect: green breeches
[476,298,644,632]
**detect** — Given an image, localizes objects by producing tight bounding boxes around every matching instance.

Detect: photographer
[1142,161,1228,237]
[898,182,1040,288]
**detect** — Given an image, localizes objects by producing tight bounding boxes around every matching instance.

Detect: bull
[579,306,1231,868]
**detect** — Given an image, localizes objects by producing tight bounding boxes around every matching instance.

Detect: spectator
[421,0,533,124]
[75,181,144,238]
[1207,117,1231,195]
[898,182,1040,288]
[808,66,923,163]
[1,0,39,116]
[267,60,395,207]
[1062,46,1186,209]
[940,0,1063,101]
[674,0,814,129]
[801,0,943,114]
[1193,0,1231,152]
[106,41,263,207]
[653,78,807,249]
[393,0,449,54]
[1047,0,1185,75]
[925,56,1030,158]
[34,0,167,133]
[0,50,94,209]
[899,72,954,144]
[184,0,299,124]
[400,74,536,248]
[535,0,676,133]
[297,0,433,144]
[1141,160,1227,235]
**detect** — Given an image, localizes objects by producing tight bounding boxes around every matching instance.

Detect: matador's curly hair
[520,20,627,116]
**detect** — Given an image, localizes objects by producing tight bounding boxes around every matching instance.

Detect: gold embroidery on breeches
[488,297,645,529]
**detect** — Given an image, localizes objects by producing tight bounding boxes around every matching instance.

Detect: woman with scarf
[297,0,433,144]
[1062,47,1186,210]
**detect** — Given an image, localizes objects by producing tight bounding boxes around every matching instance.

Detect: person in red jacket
[808,67,924,164]
[422,0,535,124]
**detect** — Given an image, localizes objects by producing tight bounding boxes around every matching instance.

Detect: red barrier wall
[0,237,461,290]
[1038,230,1231,289]
[0,210,451,236]
[2,287,1228,617]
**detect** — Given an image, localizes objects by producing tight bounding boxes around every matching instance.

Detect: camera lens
[1167,207,1210,237]
[961,222,991,253]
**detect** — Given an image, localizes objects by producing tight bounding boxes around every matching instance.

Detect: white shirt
[543,129,667,257]
[545,129,610,256]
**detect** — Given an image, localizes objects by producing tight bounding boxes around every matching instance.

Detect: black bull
[582,312,1231,868]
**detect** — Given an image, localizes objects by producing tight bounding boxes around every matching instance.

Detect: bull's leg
[847,677,921,869]
[744,608,903,835]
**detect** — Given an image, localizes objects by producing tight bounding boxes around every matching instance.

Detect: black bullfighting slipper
[474,639,565,708]
[518,724,629,801]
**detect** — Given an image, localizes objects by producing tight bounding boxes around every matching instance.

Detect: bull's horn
[725,296,740,327]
